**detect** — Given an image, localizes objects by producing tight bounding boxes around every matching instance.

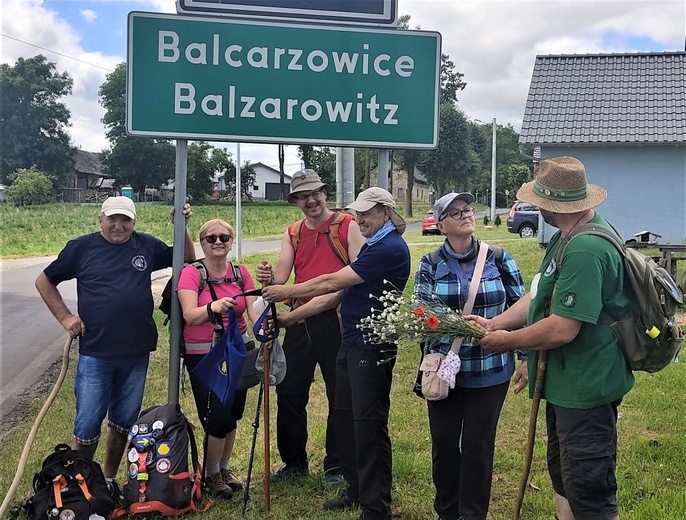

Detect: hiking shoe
[323,493,359,511]
[221,468,243,492]
[206,472,234,499]
[269,463,309,483]
[106,479,124,507]
[321,469,345,487]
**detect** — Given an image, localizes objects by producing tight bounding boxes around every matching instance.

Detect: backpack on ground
[556,223,683,373]
[27,443,114,520]
[288,210,352,266]
[121,403,206,516]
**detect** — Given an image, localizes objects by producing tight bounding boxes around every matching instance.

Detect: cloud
[1,0,683,164]
[80,9,97,24]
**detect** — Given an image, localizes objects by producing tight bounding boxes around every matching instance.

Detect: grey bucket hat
[287,169,331,203]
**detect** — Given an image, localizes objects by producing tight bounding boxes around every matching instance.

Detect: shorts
[546,401,620,520]
[73,353,150,444]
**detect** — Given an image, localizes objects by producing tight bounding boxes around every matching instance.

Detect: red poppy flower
[412,306,425,317]
[425,315,440,329]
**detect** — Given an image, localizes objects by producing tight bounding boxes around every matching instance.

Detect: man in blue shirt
[35,196,194,492]
[263,187,411,520]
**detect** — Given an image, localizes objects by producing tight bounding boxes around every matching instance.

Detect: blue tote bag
[192,308,247,406]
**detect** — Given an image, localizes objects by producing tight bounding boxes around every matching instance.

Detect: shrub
[483,215,489,226]
[7,166,53,205]
[494,214,502,226]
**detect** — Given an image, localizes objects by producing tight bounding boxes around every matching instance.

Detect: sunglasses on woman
[203,234,232,244]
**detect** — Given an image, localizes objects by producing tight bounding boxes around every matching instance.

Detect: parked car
[422,210,441,235]
[507,201,540,238]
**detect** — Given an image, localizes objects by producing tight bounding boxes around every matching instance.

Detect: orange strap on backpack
[288,210,351,266]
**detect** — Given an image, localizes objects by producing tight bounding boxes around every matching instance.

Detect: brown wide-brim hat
[517,156,607,214]
[286,169,331,203]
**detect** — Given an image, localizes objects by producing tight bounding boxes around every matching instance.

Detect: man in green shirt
[476,156,633,520]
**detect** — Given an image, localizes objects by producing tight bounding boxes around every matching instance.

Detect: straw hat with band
[346,187,406,235]
[516,156,606,214]
[287,169,331,203]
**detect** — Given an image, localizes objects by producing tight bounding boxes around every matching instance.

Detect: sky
[1,0,684,173]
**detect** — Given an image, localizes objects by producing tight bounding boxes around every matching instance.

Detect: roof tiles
[519,52,686,145]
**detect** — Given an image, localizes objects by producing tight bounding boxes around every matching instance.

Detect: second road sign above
[127,12,441,149]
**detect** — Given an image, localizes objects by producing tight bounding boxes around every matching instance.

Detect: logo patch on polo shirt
[560,292,576,308]
[132,255,147,271]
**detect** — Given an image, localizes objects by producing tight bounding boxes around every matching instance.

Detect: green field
[1,204,684,519]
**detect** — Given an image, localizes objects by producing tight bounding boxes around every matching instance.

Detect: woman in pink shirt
[177,218,260,500]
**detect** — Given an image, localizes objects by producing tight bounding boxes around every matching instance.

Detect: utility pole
[490,118,497,221]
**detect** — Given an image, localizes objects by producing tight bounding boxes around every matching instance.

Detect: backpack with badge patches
[121,403,206,516]
[27,443,114,520]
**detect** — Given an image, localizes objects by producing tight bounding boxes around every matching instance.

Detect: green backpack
[556,223,683,373]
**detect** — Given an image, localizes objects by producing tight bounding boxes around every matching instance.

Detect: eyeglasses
[203,234,232,244]
[295,189,324,202]
[442,207,475,221]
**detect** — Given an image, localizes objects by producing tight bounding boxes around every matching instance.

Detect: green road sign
[127,12,441,148]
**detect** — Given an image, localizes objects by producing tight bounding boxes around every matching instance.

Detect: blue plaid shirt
[413,240,525,388]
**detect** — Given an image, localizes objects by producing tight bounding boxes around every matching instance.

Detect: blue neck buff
[366,220,396,246]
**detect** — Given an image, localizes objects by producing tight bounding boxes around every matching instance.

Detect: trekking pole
[242,381,264,516]
[1,335,73,518]
[514,350,548,520]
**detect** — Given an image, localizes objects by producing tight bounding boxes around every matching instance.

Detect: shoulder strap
[450,241,489,354]
[324,211,350,265]
[193,261,208,293]
[230,263,244,290]
[288,213,350,265]
[555,223,625,269]
[289,219,305,253]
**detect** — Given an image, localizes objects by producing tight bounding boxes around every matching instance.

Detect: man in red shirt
[256,169,364,486]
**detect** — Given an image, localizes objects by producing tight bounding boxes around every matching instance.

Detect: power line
[1,33,114,72]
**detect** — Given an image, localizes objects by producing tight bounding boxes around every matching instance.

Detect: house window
[397,188,405,200]
[253,185,258,191]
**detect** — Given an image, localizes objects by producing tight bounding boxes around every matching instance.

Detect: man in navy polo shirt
[35,196,195,492]
[263,187,411,520]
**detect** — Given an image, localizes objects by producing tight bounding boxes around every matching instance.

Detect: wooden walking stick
[514,349,548,520]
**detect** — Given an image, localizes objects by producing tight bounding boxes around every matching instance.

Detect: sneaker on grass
[269,463,309,483]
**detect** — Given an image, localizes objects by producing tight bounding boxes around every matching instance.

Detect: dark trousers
[334,344,396,520]
[427,381,509,520]
[275,309,340,471]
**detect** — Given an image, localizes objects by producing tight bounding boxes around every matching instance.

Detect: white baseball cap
[101,196,136,219]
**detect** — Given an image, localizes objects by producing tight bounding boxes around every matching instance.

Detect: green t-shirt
[527,215,634,408]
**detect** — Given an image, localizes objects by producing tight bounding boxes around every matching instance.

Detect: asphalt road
[0,221,432,424]
[0,237,283,422]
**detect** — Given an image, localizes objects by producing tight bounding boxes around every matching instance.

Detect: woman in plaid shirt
[414,192,528,520]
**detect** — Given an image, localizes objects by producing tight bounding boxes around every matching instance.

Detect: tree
[186,142,235,200]
[7,166,53,205]
[297,146,336,189]
[223,161,257,201]
[0,55,75,186]
[420,103,471,197]
[99,63,175,192]
[397,149,424,217]
[440,54,466,104]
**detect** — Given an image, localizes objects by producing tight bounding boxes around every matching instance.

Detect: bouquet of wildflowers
[357,282,486,345]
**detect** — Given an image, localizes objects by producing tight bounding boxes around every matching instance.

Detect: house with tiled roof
[519,51,686,243]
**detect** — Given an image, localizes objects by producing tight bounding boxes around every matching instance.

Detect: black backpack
[121,403,206,515]
[27,444,114,520]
